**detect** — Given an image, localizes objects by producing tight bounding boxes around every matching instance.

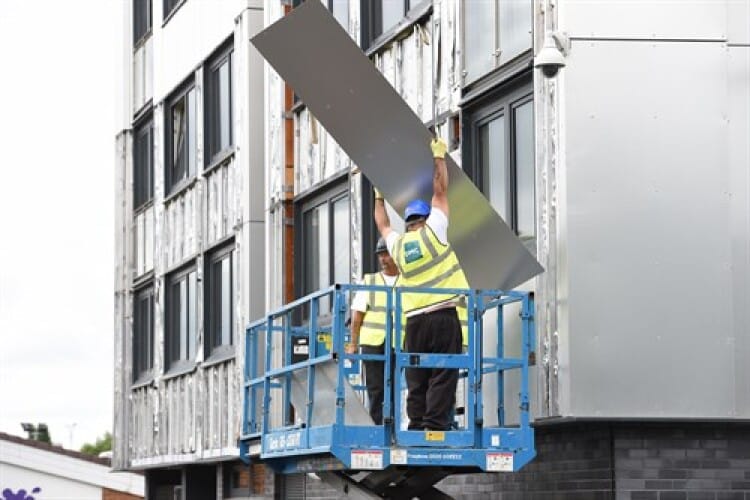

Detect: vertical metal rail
[333,287,346,429]
[383,285,394,428]
[262,314,273,438]
[497,301,505,427]
[305,298,319,447]
[519,294,534,429]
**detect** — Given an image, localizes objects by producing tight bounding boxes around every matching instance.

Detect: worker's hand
[345,343,357,355]
[374,187,384,200]
[431,137,447,159]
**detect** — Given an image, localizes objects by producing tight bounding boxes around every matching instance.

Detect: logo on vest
[403,241,424,264]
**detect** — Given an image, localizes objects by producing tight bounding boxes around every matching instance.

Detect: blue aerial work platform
[239,284,536,498]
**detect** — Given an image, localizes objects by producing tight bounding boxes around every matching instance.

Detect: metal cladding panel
[728,0,750,44]
[562,40,747,418]
[251,0,542,290]
[561,0,727,40]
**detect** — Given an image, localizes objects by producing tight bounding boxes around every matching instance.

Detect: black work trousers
[404,307,462,431]
[361,344,395,425]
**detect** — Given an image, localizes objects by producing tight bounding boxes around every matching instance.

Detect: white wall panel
[561,0,728,40]
[155,0,243,102]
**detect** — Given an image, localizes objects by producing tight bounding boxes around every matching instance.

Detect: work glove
[431,137,448,159]
[374,187,384,200]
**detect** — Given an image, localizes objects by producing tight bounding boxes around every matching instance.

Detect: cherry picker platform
[239,284,536,498]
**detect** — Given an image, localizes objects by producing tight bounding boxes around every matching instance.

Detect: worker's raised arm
[430,138,449,217]
[373,188,393,239]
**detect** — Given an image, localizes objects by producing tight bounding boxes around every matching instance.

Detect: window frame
[164,263,198,375]
[204,40,234,169]
[462,73,536,250]
[162,0,186,25]
[204,242,235,362]
[294,175,350,319]
[164,78,197,196]
[133,0,152,48]
[133,111,154,211]
[132,284,155,385]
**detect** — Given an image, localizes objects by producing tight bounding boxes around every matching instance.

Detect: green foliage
[80,432,112,456]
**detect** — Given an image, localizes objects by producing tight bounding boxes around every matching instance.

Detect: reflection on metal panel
[252,0,542,290]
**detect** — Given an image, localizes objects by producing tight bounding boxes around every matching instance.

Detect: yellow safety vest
[359,272,401,346]
[392,225,470,313]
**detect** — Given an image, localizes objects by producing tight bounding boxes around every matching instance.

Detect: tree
[80,432,112,456]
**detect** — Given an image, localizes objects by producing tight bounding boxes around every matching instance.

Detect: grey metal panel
[728,46,750,416]
[561,0,728,40]
[562,40,745,418]
[290,360,374,427]
[728,0,750,44]
[250,0,542,290]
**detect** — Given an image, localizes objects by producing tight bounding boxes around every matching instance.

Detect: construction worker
[346,237,400,425]
[373,137,469,432]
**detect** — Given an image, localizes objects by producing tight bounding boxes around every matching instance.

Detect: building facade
[114,0,750,498]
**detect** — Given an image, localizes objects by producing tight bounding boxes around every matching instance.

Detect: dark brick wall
[612,423,750,500]
[437,422,614,499]
[286,422,750,499]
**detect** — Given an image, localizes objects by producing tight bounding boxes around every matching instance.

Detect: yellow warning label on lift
[317,333,332,352]
[425,431,445,442]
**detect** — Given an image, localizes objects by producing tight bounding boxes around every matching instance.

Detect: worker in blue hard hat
[373,137,469,432]
[346,237,400,425]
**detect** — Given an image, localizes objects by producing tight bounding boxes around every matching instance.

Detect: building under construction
[113,0,750,498]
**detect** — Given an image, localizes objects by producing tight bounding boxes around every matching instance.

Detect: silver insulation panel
[251,0,543,290]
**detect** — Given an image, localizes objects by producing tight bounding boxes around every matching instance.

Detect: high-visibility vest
[359,272,400,346]
[392,225,470,314]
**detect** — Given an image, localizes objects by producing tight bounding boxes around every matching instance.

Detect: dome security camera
[534,33,566,78]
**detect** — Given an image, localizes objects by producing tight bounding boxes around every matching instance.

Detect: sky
[0,1,118,450]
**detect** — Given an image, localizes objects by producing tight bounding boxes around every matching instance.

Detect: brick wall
[296,422,750,499]
[102,488,143,500]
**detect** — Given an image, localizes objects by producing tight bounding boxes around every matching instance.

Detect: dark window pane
[218,59,231,152]
[332,196,349,285]
[514,100,535,241]
[133,0,152,45]
[188,271,196,360]
[134,120,153,208]
[221,257,231,346]
[172,98,186,182]
[164,0,180,20]
[187,89,196,178]
[480,115,508,222]
[179,279,187,361]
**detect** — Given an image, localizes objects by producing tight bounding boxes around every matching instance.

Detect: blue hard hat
[404,199,430,222]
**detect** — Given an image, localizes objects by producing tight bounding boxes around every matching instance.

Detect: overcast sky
[0,1,117,450]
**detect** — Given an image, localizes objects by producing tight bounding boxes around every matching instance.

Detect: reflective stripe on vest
[358,273,400,346]
[393,225,469,313]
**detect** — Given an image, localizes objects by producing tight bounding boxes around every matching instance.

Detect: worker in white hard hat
[373,137,469,432]
[346,237,400,425]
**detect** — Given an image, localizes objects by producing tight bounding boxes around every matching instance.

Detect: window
[165,266,197,371]
[463,0,532,84]
[133,115,154,209]
[204,44,233,167]
[133,286,154,383]
[296,181,350,317]
[163,0,183,22]
[205,245,234,359]
[133,0,152,46]
[165,83,196,194]
[463,77,535,248]
[364,0,410,46]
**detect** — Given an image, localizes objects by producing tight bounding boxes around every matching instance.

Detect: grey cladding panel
[251,1,542,290]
